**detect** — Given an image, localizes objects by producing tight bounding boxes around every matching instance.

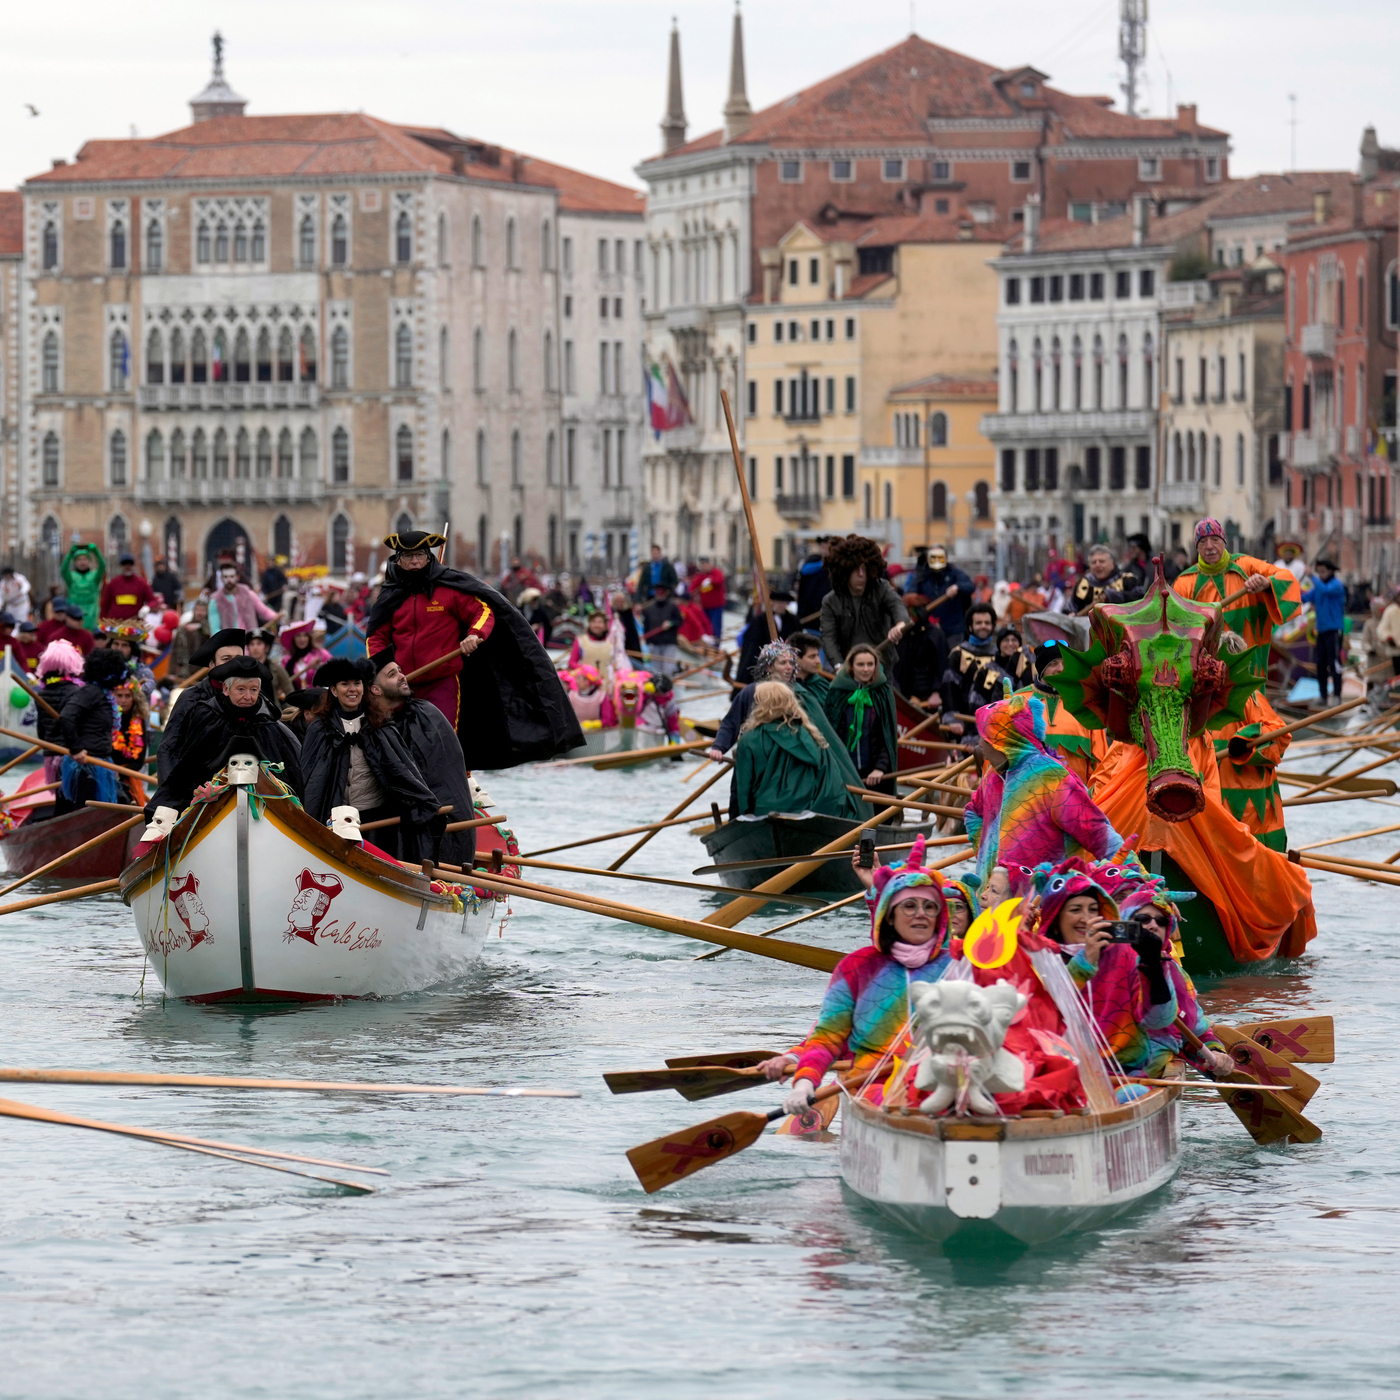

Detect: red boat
[0,771,141,879]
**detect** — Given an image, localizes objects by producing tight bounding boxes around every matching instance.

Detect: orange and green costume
[1211,691,1291,851]
[1022,685,1110,787]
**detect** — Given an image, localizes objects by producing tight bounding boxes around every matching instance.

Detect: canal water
[0,720,1392,1399]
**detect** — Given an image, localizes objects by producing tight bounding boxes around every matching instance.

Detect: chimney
[1352,177,1364,228]
[1023,194,1040,253]
[660,22,688,154]
[1176,103,1197,133]
[722,2,753,144]
[1360,125,1381,182]
[1313,187,1332,225]
[1132,193,1151,247]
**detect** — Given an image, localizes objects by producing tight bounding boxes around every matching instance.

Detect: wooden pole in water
[0,1067,578,1097]
[0,878,121,917]
[0,814,144,900]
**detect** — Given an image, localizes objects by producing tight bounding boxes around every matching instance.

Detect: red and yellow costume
[368,587,494,729]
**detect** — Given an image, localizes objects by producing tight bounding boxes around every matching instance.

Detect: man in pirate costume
[1065,544,1144,614]
[369,646,479,868]
[1173,516,1302,852]
[938,602,1000,737]
[365,529,583,767]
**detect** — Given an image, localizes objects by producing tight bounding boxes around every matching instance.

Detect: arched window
[42,331,59,392]
[542,219,553,269]
[191,428,208,479]
[396,211,412,265]
[543,329,554,391]
[196,220,211,264]
[109,515,129,558]
[441,428,451,479]
[331,214,348,266]
[549,514,558,565]
[1092,334,1105,408]
[507,328,518,391]
[395,323,413,388]
[191,330,208,384]
[273,515,292,558]
[169,328,185,385]
[506,218,517,269]
[332,426,350,483]
[545,430,556,485]
[109,430,127,487]
[233,328,250,383]
[476,428,487,485]
[331,513,351,571]
[1198,432,1208,484]
[931,481,948,519]
[277,428,294,479]
[331,326,349,389]
[439,326,449,388]
[1031,337,1043,411]
[1051,336,1063,410]
[1142,332,1155,403]
[251,220,265,262]
[300,326,317,383]
[110,220,126,270]
[299,215,316,267]
[437,212,448,266]
[883,481,893,518]
[41,432,59,487]
[1235,432,1245,487]
[1071,335,1083,409]
[396,424,414,482]
[299,427,317,479]
[215,220,229,262]
[212,329,228,384]
[471,214,483,267]
[41,515,60,553]
[477,514,489,570]
[212,427,229,479]
[255,328,272,383]
[145,330,164,386]
[110,330,127,391]
[255,428,272,479]
[1357,264,1366,331]
[277,328,294,383]
[233,221,247,263]
[1307,267,1317,323]
[42,221,58,270]
[145,430,164,481]
[1117,333,1130,407]
[473,327,484,391]
[1212,434,1222,488]
[235,428,251,478]
[510,429,522,486]
[170,429,186,478]
[928,411,948,447]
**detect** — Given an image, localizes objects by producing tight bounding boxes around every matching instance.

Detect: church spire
[660,20,688,154]
[190,31,247,124]
[723,2,753,143]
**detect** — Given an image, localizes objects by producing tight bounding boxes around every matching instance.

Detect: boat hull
[700,811,936,895]
[840,1090,1180,1246]
[121,778,493,1002]
[0,805,142,879]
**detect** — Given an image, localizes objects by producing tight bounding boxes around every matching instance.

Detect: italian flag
[646,355,691,438]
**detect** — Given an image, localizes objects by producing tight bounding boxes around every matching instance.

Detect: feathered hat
[752,639,798,681]
[867,834,950,953]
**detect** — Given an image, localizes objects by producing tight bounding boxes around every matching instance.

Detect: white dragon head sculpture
[909,979,1028,1118]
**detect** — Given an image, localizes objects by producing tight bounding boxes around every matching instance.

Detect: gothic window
[396,424,413,482]
[510,429,521,486]
[331,327,349,389]
[395,323,413,388]
[42,221,58,270]
[1117,333,1130,407]
[439,326,449,387]
[277,327,294,383]
[145,430,164,480]
[929,411,948,446]
[931,481,948,519]
[146,330,164,385]
[110,220,126,270]
[213,428,229,479]
[256,428,272,478]
[191,330,208,384]
[42,331,59,392]
[1007,338,1018,411]
[299,215,315,267]
[396,211,412,264]
[110,429,127,487]
[277,428,294,479]
[507,329,518,391]
[441,428,451,479]
[477,514,489,570]
[235,428,251,478]
[1051,337,1062,410]
[215,221,229,262]
[1093,334,1105,409]
[233,328,250,383]
[110,330,127,391]
[300,326,317,383]
[473,327,484,391]
[331,214,348,266]
[191,429,208,479]
[170,329,185,384]
[212,329,228,383]
[333,427,350,483]
[197,221,210,263]
[251,220,265,262]
[42,432,59,486]
[545,430,555,485]
[256,328,272,383]
[471,214,483,267]
[273,515,292,558]
[170,429,186,478]
[1142,333,1155,404]
[233,222,248,262]
[974,481,990,519]
[476,428,487,485]
[1032,337,1043,412]
[331,513,350,571]
[299,427,317,478]
[541,219,552,270]
[109,516,129,557]
[41,516,60,553]
[506,218,517,269]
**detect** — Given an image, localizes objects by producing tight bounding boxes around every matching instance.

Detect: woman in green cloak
[824,642,899,795]
[60,543,106,632]
[732,682,866,822]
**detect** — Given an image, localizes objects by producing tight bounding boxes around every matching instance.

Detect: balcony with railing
[859,445,922,468]
[138,382,321,411]
[1291,429,1338,469]
[1300,323,1336,359]
[1159,480,1206,512]
[134,476,324,505]
[776,493,822,520]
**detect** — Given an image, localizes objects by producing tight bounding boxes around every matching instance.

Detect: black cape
[147,690,304,818]
[159,678,281,783]
[366,561,583,768]
[387,697,478,868]
[300,706,443,863]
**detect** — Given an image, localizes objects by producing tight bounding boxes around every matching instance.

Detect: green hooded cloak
[732,719,867,822]
[60,544,107,631]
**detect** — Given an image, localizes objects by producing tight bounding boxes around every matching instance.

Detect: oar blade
[603,1066,742,1097]
[1214,1025,1321,1106]
[1233,1015,1335,1064]
[625,1109,770,1193]
[664,1049,779,1070]
[1216,1081,1323,1145]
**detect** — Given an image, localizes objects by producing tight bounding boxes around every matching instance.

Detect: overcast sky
[0,0,1390,195]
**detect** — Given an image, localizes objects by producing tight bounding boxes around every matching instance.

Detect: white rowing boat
[839,1085,1181,1245]
[119,765,495,1003]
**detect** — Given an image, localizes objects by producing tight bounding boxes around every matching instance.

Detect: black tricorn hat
[313,656,373,688]
[190,628,249,665]
[368,645,396,674]
[384,529,445,553]
[209,655,263,683]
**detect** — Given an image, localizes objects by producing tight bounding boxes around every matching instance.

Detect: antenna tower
[1119,0,1148,116]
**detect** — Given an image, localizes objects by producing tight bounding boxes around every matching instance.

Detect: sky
[0,0,1392,194]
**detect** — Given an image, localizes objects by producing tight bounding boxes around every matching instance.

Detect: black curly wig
[827,534,887,594]
[83,646,130,689]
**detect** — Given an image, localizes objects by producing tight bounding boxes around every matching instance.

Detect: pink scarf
[891,940,935,969]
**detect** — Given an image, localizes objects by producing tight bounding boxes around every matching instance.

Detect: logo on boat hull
[169,871,211,949]
[284,869,345,944]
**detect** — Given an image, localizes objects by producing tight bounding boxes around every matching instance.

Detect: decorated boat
[840,1081,1181,1245]
[119,760,497,1003]
[0,798,142,879]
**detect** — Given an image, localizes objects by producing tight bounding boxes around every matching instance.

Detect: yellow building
[742,213,1001,573]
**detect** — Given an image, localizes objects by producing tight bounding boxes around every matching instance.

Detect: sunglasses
[1133,912,1168,929]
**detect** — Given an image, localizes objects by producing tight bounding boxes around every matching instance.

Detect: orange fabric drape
[1091,737,1315,963]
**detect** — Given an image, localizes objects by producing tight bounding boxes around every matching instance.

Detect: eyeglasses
[893,899,942,915]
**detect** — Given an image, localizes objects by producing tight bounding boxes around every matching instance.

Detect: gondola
[0,798,142,879]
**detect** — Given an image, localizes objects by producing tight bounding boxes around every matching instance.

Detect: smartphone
[1107,921,1137,942]
[858,833,876,869]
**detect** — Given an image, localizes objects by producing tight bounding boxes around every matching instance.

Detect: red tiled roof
[890,372,997,397]
[1203,171,1355,221]
[855,212,1011,245]
[515,156,644,216]
[645,35,1226,163]
[0,192,21,257]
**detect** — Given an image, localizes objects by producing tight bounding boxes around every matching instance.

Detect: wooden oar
[7,671,60,719]
[845,786,967,819]
[523,811,711,859]
[506,856,826,907]
[358,804,454,833]
[444,813,507,833]
[664,1050,778,1069]
[1281,787,1392,809]
[463,869,841,973]
[556,737,710,771]
[0,1095,377,1192]
[0,744,41,779]
[1290,851,1400,886]
[899,712,940,746]
[0,1068,580,1097]
[1111,1076,1299,1093]
[81,801,144,813]
[698,889,868,951]
[1288,748,1399,802]
[1274,771,1397,796]
[1297,821,1400,852]
[671,655,728,684]
[1232,1015,1334,1063]
[892,775,979,798]
[1226,696,1366,760]
[0,814,144,900]
[0,780,61,806]
[721,389,778,645]
[899,754,978,784]
[0,877,119,917]
[609,762,731,870]
[0,725,148,786]
[403,647,468,685]
[693,834,971,875]
[605,1057,853,1102]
